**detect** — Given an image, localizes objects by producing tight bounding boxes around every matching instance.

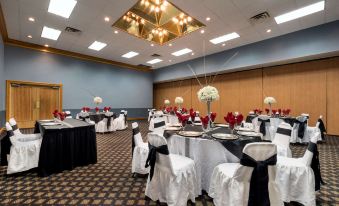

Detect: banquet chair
[241,121,254,130]
[112,110,128,130]
[209,143,283,206]
[9,118,42,139]
[65,111,72,118]
[291,116,308,143]
[149,116,166,132]
[167,114,179,125]
[304,115,325,143]
[148,109,156,122]
[5,123,42,174]
[131,122,149,175]
[276,132,321,206]
[78,112,95,125]
[96,112,114,133]
[193,111,202,125]
[145,133,198,206]
[272,122,292,157]
[256,115,274,141]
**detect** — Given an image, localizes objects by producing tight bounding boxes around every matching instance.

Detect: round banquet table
[165,126,262,194]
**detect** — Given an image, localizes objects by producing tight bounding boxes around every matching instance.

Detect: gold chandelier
[112,0,205,45]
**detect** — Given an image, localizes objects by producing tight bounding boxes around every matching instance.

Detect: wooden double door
[6,80,63,128]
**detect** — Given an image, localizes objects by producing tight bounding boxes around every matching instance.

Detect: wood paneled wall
[153,56,339,135]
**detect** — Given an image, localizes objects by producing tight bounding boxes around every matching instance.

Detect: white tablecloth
[167,134,239,194]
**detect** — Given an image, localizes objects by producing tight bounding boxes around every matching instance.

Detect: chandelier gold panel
[112,0,205,45]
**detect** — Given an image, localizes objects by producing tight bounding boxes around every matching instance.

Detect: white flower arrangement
[264,97,277,105]
[164,99,170,105]
[94,96,103,105]
[197,85,220,102]
[175,96,184,104]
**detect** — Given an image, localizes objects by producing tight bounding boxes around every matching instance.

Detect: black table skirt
[34,120,97,177]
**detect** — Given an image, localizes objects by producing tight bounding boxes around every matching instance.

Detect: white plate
[212,133,238,140]
[236,127,253,132]
[237,131,261,137]
[167,123,181,127]
[215,124,229,127]
[194,123,202,126]
[41,122,62,126]
[165,127,181,131]
[39,119,54,122]
[178,131,203,137]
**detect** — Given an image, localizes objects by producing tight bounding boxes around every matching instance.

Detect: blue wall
[4,45,153,118]
[0,35,5,126]
[154,20,339,82]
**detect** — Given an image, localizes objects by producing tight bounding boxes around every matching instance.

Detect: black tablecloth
[164,125,262,159]
[0,130,10,166]
[34,119,97,176]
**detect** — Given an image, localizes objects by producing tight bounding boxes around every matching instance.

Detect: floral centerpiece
[197,85,220,131]
[164,99,170,106]
[175,96,184,109]
[94,96,103,105]
[264,97,276,115]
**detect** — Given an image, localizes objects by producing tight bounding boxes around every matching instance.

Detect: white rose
[94,97,103,104]
[264,97,276,104]
[197,85,220,102]
[175,97,184,104]
[164,99,170,105]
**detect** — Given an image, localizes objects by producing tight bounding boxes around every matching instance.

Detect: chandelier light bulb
[145,0,150,7]
[155,6,160,12]
[187,16,192,22]
[180,13,185,19]
[179,20,183,25]
[163,1,168,6]
[160,5,165,11]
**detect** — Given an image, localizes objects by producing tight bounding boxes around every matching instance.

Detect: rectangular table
[34,118,97,176]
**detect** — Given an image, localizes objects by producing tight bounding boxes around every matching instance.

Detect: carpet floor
[0,120,338,205]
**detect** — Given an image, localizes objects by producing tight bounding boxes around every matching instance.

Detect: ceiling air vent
[65,26,82,35]
[249,11,270,24]
[151,53,161,57]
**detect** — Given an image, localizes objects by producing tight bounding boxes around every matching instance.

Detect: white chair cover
[65,111,72,118]
[256,115,274,140]
[167,114,179,125]
[276,132,320,206]
[112,110,128,130]
[9,118,42,139]
[78,112,95,124]
[145,133,198,206]
[96,112,114,133]
[131,122,149,175]
[149,116,166,132]
[273,122,292,157]
[5,123,42,174]
[209,143,283,206]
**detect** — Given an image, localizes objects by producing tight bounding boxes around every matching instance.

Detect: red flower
[210,112,217,122]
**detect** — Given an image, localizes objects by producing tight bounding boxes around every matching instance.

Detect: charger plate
[212,133,238,140]
[178,131,203,137]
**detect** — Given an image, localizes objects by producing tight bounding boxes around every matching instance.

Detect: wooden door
[6,80,63,128]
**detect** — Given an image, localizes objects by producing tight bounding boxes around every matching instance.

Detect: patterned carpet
[0,120,338,205]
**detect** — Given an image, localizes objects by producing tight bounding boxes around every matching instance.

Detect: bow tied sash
[11,124,18,131]
[317,118,326,140]
[145,143,169,181]
[240,153,277,206]
[104,115,113,129]
[80,116,90,122]
[295,120,307,139]
[258,119,270,136]
[307,142,325,191]
[131,127,140,156]
[121,112,127,125]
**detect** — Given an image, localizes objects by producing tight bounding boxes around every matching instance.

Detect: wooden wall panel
[327,57,339,135]
[153,57,339,135]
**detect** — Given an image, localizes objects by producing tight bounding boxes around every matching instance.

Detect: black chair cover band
[11,124,18,131]
[66,113,72,117]
[258,119,270,136]
[104,115,113,129]
[154,121,165,128]
[317,118,326,141]
[246,115,257,123]
[276,127,291,136]
[240,153,277,206]
[307,142,325,191]
[295,120,307,139]
[7,130,14,137]
[121,112,127,125]
[132,127,140,157]
[145,143,169,181]
[80,116,90,121]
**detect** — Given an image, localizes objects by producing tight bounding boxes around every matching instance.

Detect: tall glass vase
[206,100,211,131]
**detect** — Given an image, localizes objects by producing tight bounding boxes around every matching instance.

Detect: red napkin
[181,108,187,114]
[53,109,59,118]
[190,110,196,122]
[254,109,258,114]
[58,112,65,121]
[278,109,282,114]
[166,107,171,113]
[286,109,291,115]
[224,112,236,129]
[95,107,99,112]
[201,115,209,128]
[258,109,262,115]
[210,112,217,122]
[236,114,243,124]
[174,106,178,112]
[265,108,269,114]
[272,109,277,115]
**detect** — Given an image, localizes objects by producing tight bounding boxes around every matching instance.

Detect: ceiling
[1,0,339,69]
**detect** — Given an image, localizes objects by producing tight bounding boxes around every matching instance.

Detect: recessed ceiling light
[48,0,77,18]
[28,17,35,22]
[169,43,172,46]
[209,32,240,44]
[122,51,139,58]
[169,60,172,62]
[200,29,205,34]
[88,41,107,51]
[104,17,110,22]
[44,44,49,47]
[151,44,154,47]
[41,26,61,40]
[114,30,118,34]
[274,1,325,24]
[222,43,226,46]
[27,35,32,39]
[206,17,211,21]
[172,48,193,56]
[147,58,163,64]
[191,53,195,55]
[266,29,271,33]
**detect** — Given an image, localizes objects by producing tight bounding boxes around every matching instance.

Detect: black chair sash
[154,121,165,128]
[11,124,18,131]
[276,127,291,136]
[121,112,127,125]
[7,130,14,137]
[132,127,140,157]
[104,115,113,129]
[295,120,307,139]
[80,116,90,122]
[246,115,257,123]
[145,143,169,181]
[240,153,277,206]
[66,113,72,117]
[308,142,325,191]
[258,119,270,136]
[317,118,326,141]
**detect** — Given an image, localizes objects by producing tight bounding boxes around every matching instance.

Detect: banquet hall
[0,0,338,205]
